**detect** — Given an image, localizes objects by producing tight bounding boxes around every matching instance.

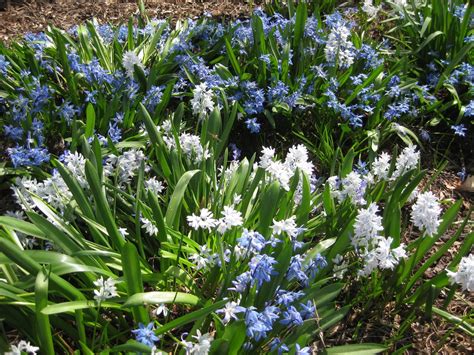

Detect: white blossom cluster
[93,276,119,301]
[9,153,90,247]
[189,245,219,271]
[164,132,210,163]
[122,50,144,78]
[362,0,381,17]
[324,19,356,68]
[410,191,441,237]
[391,145,420,180]
[12,149,148,221]
[182,330,214,355]
[258,144,314,192]
[352,203,407,276]
[447,254,474,292]
[145,176,165,195]
[358,236,407,277]
[6,340,39,355]
[103,149,148,185]
[327,146,420,206]
[191,82,215,119]
[187,206,243,234]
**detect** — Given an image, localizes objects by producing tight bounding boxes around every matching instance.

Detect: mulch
[0,0,255,42]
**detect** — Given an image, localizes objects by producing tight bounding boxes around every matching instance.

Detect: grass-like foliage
[0,0,472,354]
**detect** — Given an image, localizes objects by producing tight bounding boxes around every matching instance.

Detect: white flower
[332,254,349,279]
[341,171,366,205]
[359,236,407,277]
[217,206,243,234]
[190,245,217,271]
[258,145,315,194]
[272,216,298,238]
[259,146,275,169]
[123,50,144,78]
[141,217,158,236]
[352,203,383,248]
[392,145,419,179]
[104,149,147,185]
[447,254,474,292]
[7,340,39,355]
[284,144,314,177]
[62,151,88,187]
[187,330,214,355]
[325,21,355,68]
[392,0,408,7]
[410,191,441,236]
[93,276,118,301]
[118,227,129,239]
[191,83,215,119]
[216,300,245,324]
[371,152,391,180]
[187,208,217,231]
[155,303,169,317]
[145,177,165,195]
[362,0,380,17]
[165,133,210,163]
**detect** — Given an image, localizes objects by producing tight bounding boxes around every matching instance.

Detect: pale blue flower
[132,322,160,348]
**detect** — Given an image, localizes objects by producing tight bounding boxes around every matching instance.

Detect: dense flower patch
[0,0,472,354]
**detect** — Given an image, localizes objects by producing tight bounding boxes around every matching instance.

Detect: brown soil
[0,0,255,42]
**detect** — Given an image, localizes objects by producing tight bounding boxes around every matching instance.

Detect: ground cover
[0,1,472,354]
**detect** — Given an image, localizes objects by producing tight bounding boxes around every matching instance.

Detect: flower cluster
[447,254,474,292]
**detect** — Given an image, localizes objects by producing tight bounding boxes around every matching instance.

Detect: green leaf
[224,37,241,76]
[85,160,125,250]
[123,291,199,307]
[85,103,96,138]
[257,181,281,236]
[0,216,46,239]
[165,170,200,229]
[121,242,149,324]
[324,343,387,354]
[35,269,55,354]
[432,307,474,337]
[42,300,121,315]
[154,299,227,336]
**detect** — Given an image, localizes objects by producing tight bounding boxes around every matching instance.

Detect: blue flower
[107,122,122,143]
[132,322,160,348]
[280,306,303,327]
[59,101,79,124]
[270,338,289,355]
[237,229,266,255]
[229,143,241,161]
[305,253,327,281]
[464,100,474,117]
[245,118,261,134]
[244,308,271,341]
[249,254,278,288]
[244,306,279,342]
[286,255,308,283]
[144,85,164,111]
[451,124,467,137]
[295,343,311,355]
[299,301,316,320]
[8,146,50,168]
[259,54,271,64]
[229,271,252,293]
[0,54,10,75]
[4,125,23,141]
[457,168,467,182]
[420,129,431,142]
[276,290,305,307]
